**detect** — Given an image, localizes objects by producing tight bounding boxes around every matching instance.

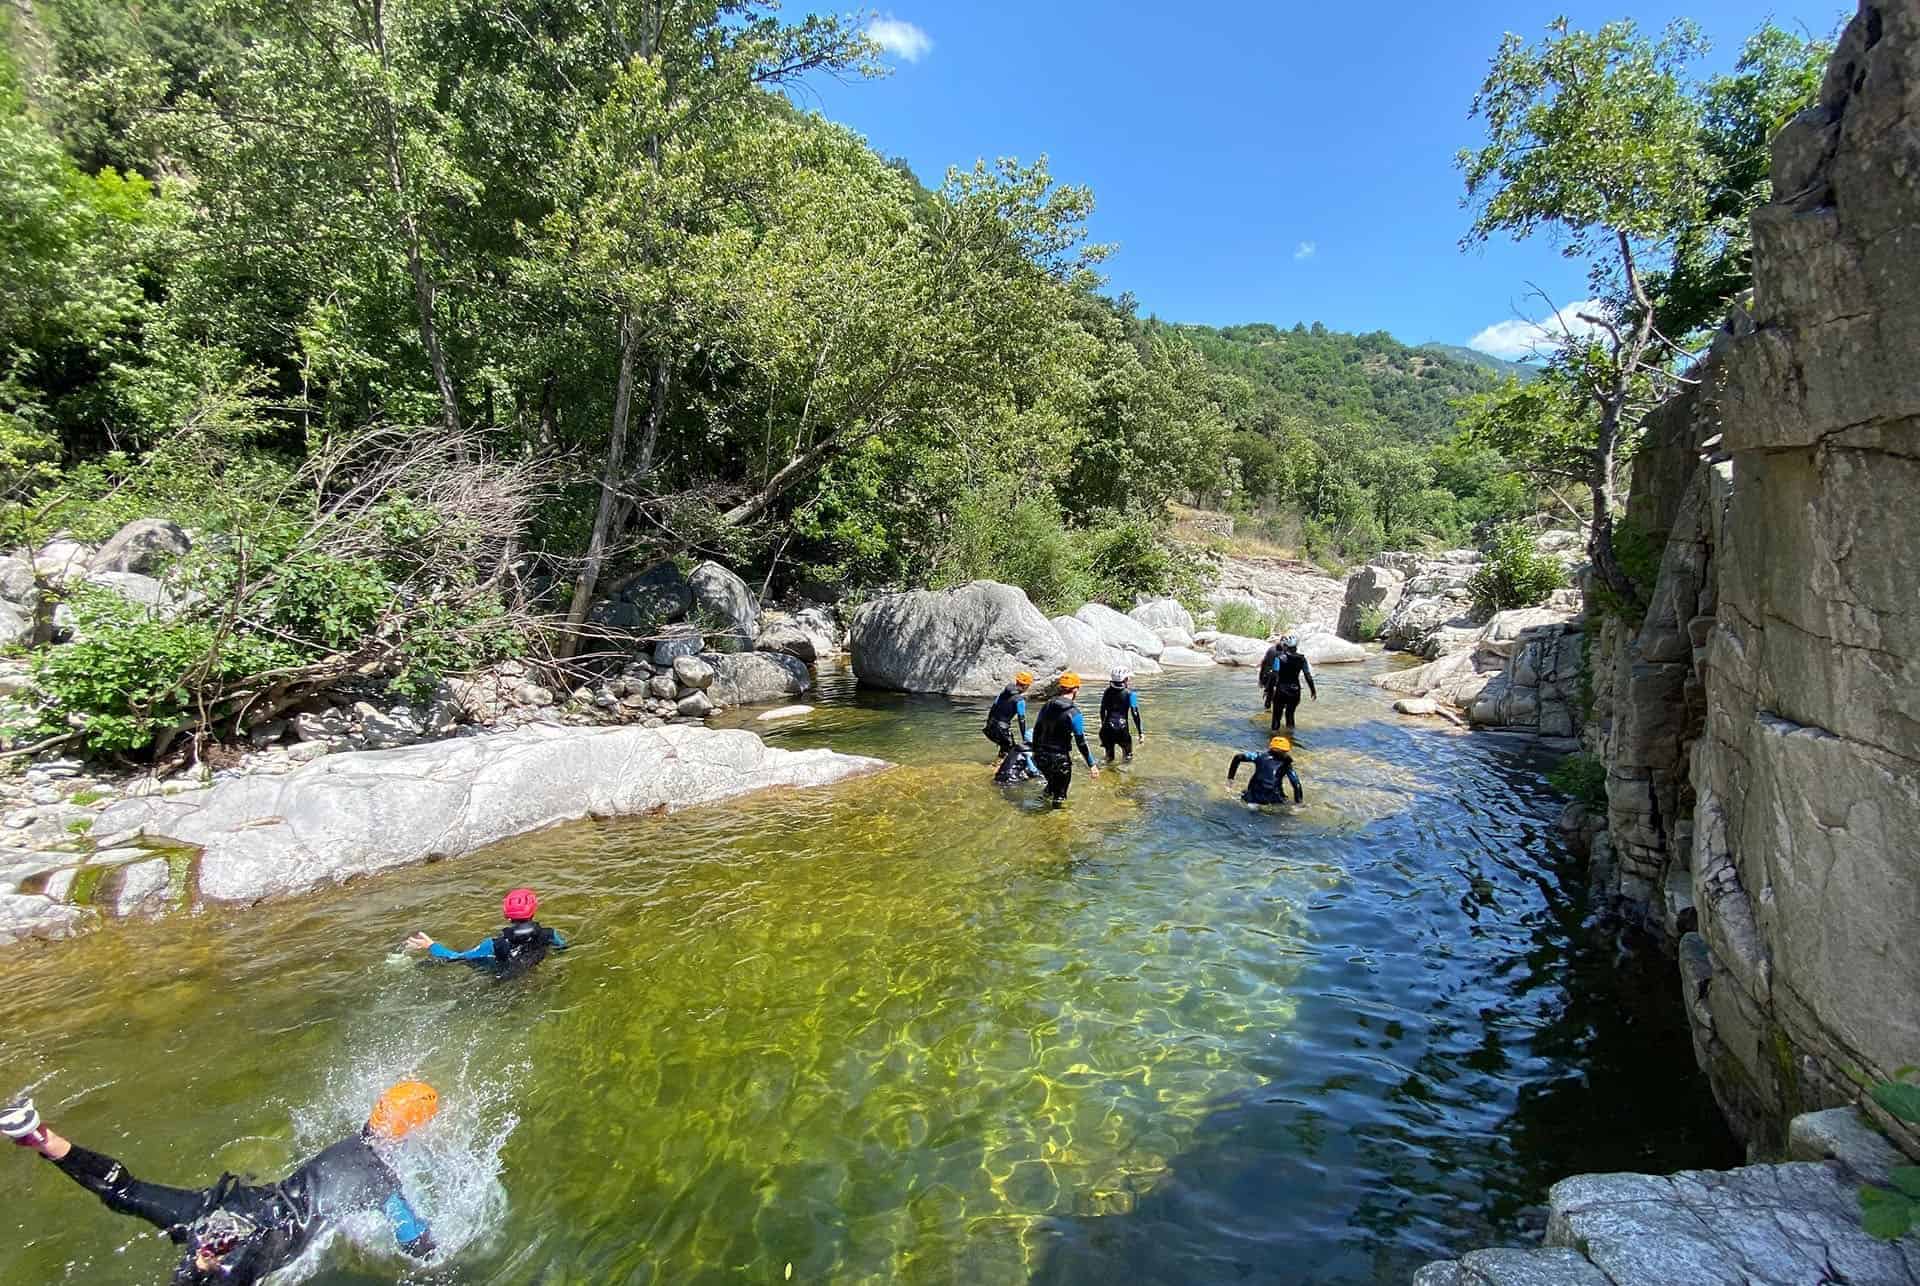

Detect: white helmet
[1109,666,1130,683]
[1281,634,1299,648]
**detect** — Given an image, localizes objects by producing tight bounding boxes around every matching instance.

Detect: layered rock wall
[1588,0,1920,1149]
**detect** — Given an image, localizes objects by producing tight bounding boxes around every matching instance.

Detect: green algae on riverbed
[0,661,1735,1285]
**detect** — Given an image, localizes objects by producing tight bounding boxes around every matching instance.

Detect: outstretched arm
[1129,692,1144,736]
[384,1191,436,1258]
[407,933,496,963]
[1227,753,1253,782]
[1069,710,1096,770]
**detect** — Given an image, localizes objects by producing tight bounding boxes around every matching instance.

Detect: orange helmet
[1057,672,1082,691]
[1014,670,1034,685]
[368,1081,440,1141]
[1269,736,1292,753]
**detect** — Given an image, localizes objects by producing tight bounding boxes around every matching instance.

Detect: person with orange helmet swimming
[2,1081,441,1283]
[1028,672,1100,804]
[1228,735,1305,805]
[407,887,567,978]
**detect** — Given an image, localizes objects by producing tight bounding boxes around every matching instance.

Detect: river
[0,658,1736,1284]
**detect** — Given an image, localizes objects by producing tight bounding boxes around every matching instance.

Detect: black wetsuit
[1097,683,1144,763]
[1030,695,1094,802]
[983,686,1030,754]
[993,740,1038,784]
[1266,650,1316,732]
[1258,643,1285,709]
[48,1130,432,1284]
[1228,750,1304,805]
[426,919,568,978]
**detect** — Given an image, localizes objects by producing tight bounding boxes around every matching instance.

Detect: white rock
[672,655,716,691]
[676,690,715,718]
[758,705,814,721]
[1158,646,1216,668]
[1394,697,1441,716]
[849,581,1066,696]
[1075,602,1164,659]
[1297,633,1368,665]
[1129,597,1196,634]
[92,724,886,905]
[1209,633,1269,666]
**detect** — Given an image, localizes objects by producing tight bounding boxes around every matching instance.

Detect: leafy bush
[1547,751,1607,809]
[1468,521,1567,614]
[1355,603,1388,642]
[1214,601,1273,639]
[935,490,1089,614]
[1859,1074,1920,1241]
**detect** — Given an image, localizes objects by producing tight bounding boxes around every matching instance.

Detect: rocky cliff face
[1590,0,1920,1150]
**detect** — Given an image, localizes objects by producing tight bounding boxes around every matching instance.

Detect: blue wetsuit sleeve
[427,940,496,963]
[1286,767,1304,802]
[550,929,569,950]
[1015,698,1028,742]
[1129,691,1143,734]
[1069,709,1092,767]
[383,1191,433,1254]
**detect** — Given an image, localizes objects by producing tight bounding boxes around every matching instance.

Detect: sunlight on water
[0,661,1734,1284]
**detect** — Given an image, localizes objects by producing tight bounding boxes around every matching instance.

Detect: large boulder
[32,540,94,588]
[1075,602,1164,659]
[0,555,34,606]
[91,725,884,905]
[1158,646,1215,668]
[1297,632,1367,665]
[1210,556,1346,633]
[1209,633,1269,667]
[1129,597,1195,635]
[688,561,759,643]
[1337,564,1406,641]
[90,519,191,576]
[652,623,704,667]
[1051,614,1120,677]
[0,600,31,649]
[619,563,695,624]
[700,651,811,706]
[849,580,1067,696]
[753,616,818,664]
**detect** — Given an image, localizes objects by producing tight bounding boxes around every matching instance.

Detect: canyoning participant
[1098,667,1145,765]
[406,887,567,978]
[1228,736,1304,806]
[1029,673,1099,804]
[3,1082,441,1284]
[992,736,1040,785]
[983,671,1035,757]
[1265,636,1317,733]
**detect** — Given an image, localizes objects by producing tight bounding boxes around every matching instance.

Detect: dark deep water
[0,659,1736,1284]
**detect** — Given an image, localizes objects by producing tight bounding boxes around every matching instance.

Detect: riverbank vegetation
[0,1,1828,760]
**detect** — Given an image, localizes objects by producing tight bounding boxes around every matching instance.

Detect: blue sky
[800,1,1849,355]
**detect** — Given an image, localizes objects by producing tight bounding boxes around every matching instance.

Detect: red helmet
[502,888,539,921]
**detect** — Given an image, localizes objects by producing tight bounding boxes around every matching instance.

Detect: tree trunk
[558,313,640,659]
[1585,408,1641,611]
[369,0,464,455]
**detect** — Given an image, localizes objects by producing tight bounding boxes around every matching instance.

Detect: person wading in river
[983,671,1034,758]
[1029,673,1099,805]
[407,887,567,979]
[1228,736,1304,806]
[1263,636,1317,733]
[3,1083,441,1284]
[1098,667,1145,764]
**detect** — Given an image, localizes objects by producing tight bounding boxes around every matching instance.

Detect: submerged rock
[91,724,885,905]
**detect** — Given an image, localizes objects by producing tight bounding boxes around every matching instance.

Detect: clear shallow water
[0,660,1735,1284]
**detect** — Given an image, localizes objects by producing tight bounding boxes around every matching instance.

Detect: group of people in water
[6,635,1322,1282]
[984,634,1316,808]
[5,889,568,1283]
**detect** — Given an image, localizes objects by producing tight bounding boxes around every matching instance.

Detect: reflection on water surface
[0,660,1734,1284]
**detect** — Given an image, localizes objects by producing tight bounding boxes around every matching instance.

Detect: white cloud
[1293,241,1317,261]
[1468,299,1607,361]
[868,16,932,62]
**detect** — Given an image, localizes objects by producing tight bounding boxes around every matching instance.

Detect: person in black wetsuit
[992,737,1039,785]
[983,670,1035,757]
[3,1082,440,1284]
[1097,666,1145,764]
[1029,672,1099,804]
[1263,635,1316,733]
[407,887,567,979]
[1228,736,1304,805]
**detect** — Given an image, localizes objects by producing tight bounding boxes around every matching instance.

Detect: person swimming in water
[1228,736,1305,805]
[406,888,567,978]
[3,1082,441,1284]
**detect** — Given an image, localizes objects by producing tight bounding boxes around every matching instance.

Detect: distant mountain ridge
[1417,342,1540,382]
[1164,320,1518,443]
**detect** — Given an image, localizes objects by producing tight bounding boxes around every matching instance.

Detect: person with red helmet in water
[406,888,568,978]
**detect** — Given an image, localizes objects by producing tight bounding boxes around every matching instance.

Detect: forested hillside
[1175,322,1510,443]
